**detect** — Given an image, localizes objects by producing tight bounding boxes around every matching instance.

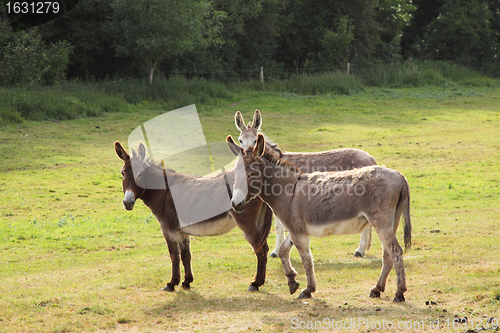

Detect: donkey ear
[115,141,130,161]
[252,109,262,130]
[227,135,243,156]
[253,133,265,158]
[235,111,246,132]
[137,142,147,160]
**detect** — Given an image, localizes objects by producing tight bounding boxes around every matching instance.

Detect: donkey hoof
[181,283,191,290]
[270,252,279,258]
[248,285,259,292]
[354,251,364,258]
[288,281,300,295]
[298,291,312,299]
[393,293,405,303]
[163,285,175,292]
[369,289,381,298]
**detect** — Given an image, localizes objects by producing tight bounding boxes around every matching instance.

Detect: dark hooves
[298,291,312,299]
[248,285,259,292]
[181,283,191,290]
[163,285,175,292]
[270,252,279,258]
[369,289,381,298]
[354,251,364,258]
[393,293,405,303]
[289,281,300,295]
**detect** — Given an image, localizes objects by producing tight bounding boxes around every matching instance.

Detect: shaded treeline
[1,0,499,85]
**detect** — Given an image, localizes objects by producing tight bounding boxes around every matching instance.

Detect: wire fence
[0,63,353,93]
[1,58,491,95]
[161,63,352,83]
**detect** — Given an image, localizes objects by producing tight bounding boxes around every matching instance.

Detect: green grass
[356,60,500,88]
[2,61,498,125]
[1,85,500,332]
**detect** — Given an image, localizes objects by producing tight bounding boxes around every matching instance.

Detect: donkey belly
[180,213,236,236]
[306,216,369,237]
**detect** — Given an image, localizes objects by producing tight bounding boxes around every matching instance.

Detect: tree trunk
[149,66,154,85]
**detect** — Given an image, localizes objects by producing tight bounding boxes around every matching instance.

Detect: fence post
[347,62,350,75]
[260,66,264,84]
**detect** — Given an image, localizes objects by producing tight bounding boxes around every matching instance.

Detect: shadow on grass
[143,290,293,316]
[144,255,417,318]
[283,255,414,273]
[143,288,426,328]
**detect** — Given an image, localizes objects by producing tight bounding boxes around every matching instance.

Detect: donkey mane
[261,132,282,157]
[129,148,176,173]
[260,150,301,177]
[132,150,226,187]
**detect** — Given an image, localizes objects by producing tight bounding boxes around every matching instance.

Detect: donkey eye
[248,173,255,178]
[253,140,256,145]
[239,139,242,144]
[121,171,124,178]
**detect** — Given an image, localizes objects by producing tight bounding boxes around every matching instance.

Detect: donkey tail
[256,203,273,252]
[399,173,412,250]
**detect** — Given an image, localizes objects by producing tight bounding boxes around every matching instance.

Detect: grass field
[1,85,500,332]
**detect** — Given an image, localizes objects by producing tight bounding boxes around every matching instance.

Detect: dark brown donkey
[235,110,377,258]
[227,134,412,301]
[115,141,272,292]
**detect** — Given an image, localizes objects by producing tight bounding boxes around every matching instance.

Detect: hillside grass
[0,85,499,332]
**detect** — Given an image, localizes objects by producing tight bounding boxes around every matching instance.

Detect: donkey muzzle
[123,190,136,210]
[232,199,245,212]
[231,189,246,212]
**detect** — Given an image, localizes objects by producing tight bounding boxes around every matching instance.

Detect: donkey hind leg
[289,233,316,299]
[270,216,286,258]
[278,234,299,295]
[179,234,193,290]
[163,240,181,292]
[371,225,407,302]
[354,226,373,258]
[369,249,392,298]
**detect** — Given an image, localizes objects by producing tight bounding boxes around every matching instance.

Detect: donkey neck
[257,155,299,209]
[136,166,171,214]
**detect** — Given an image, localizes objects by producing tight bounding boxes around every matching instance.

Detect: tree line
[1,0,499,85]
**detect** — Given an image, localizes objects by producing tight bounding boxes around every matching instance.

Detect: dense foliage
[1,0,499,83]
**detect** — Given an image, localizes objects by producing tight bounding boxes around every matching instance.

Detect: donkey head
[114,141,148,210]
[235,109,262,150]
[226,133,266,212]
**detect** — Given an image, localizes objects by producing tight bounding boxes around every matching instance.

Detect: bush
[0,28,73,86]
[0,85,131,123]
[42,40,74,85]
[0,29,45,85]
[264,72,364,95]
[356,60,500,88]
[98,75,232,107]
[0,103,24,124]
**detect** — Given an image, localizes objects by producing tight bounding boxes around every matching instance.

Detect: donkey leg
[163,240,181,292]
[270,216,286,258]
[369,248,393,298]
[237,204,270,292]
[354,226,373,257]
[278,235,299,294]
[241,226,269,291]
[249,240,269,291]
[375,227,407,302]
[289,233,316,299]
[179,234,193,290]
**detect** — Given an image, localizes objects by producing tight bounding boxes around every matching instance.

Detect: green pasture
[1,86,500,332]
